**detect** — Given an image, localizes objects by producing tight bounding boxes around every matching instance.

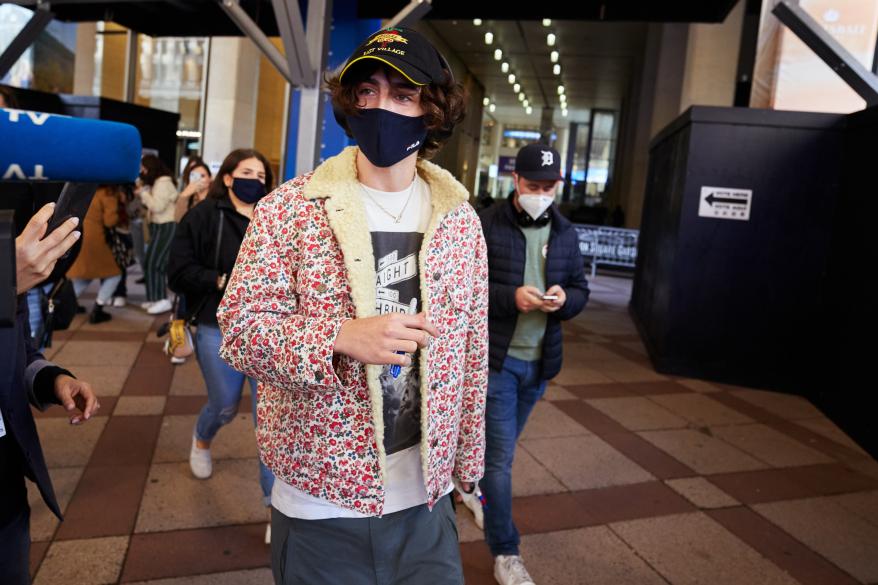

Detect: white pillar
[201,37,261,170]
[73,22,96,95]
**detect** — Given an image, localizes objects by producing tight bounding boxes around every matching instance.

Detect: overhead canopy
[359,1,741,23]
[9,0,281,36]
[8,0,740,37]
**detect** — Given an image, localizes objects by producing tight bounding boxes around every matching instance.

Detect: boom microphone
[0,108,142,184]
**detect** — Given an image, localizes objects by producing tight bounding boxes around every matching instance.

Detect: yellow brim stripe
[339,55,428,86]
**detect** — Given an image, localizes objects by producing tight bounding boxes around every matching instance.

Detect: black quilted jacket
[478,196,590,380]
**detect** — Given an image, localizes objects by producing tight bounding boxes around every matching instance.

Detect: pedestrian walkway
[28,274,878,584]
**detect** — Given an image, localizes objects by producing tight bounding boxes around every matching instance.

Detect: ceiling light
[494,48,502,61]
[489,103,496,112]
[557,84,565,95]
[553,64,561,75]
[547,33,556,46]
[523,99,529,108]
[473,19,482,26]
[501,62,509,73]
[508,73,516,84]
[562,109,568,117]
[559,94,567,103]
[485,32,494,45]
[513,83,520,93]
[518,93,525,101]
[550,50,559,63]
[526,106,533,114]
[542,19,552,27]
[483,97,490,106]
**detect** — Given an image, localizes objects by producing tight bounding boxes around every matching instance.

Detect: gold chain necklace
[360,175,417,224]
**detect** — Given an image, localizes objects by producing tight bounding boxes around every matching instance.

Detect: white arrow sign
[698,186,752,221]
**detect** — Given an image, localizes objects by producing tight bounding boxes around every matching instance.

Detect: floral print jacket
[217,146,489,516]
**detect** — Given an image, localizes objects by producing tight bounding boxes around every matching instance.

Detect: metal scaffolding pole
[773,0,878,107]
[385,0,432,30]
[219,0,301,86]
[292,0,331,176]
[0,4,54,80]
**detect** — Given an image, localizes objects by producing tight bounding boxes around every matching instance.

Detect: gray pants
[271,494,463,585]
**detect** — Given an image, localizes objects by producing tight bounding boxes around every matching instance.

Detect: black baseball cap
[515,143,563,181]
[339,27,450,86]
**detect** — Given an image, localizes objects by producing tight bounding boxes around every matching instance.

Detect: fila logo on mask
[406,140,421,152]
[541,150,554,167]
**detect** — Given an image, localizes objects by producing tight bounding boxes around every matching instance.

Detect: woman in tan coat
[67,185,123,324]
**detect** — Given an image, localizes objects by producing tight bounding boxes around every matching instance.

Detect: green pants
[271,494,463,585]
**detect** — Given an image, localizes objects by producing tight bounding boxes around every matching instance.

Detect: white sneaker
[170,355,187,365]
[189,435,212,479]
[265,523,271,545]
[457,484,484,529]
[140,301,154,310]
[147,298,173,314]
[112,296,127,308]
[494,555,536,585]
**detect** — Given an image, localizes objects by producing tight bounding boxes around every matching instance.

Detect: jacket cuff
[26,361,73,411]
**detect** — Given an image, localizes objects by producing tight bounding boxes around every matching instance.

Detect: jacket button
[433,272,441,281]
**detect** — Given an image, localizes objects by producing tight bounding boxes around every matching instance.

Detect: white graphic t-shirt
[272,175,449,519]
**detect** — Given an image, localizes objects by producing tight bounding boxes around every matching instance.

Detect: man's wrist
[333,319,351,357]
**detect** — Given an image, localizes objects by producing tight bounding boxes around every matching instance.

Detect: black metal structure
[632,105,877,457]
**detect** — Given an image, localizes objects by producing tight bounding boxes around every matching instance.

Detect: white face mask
[518,194,554,220]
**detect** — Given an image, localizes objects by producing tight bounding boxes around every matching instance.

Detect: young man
[471,143,590,585]
[217,27,488,584]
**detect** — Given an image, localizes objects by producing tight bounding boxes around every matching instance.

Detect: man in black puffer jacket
[466,143,589,585]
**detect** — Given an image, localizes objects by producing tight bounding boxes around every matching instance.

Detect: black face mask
[231,178,266,204]
[346,108,428,168]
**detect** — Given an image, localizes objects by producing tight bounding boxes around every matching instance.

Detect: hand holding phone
[15,203,81,294]
[541,294,559,301]
[45,183,97,237]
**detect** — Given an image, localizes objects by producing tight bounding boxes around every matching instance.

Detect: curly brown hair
[326,61,466,160]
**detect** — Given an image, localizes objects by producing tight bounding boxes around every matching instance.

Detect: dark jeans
[481,355,547,557]
[271,495,463,585]
[0,438,31,585]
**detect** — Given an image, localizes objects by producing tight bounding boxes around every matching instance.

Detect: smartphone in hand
[541,294,559,301]
[44,183,97,238]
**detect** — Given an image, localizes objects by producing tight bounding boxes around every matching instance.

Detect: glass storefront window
[1,4,76,92]
[135,35,207,132]
[583,110,617,204]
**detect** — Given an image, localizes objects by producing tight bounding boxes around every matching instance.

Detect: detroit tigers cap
[514,143,563,181]
[338,27,450,86]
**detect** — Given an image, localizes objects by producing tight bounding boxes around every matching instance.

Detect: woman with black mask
[167,148,276,543]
